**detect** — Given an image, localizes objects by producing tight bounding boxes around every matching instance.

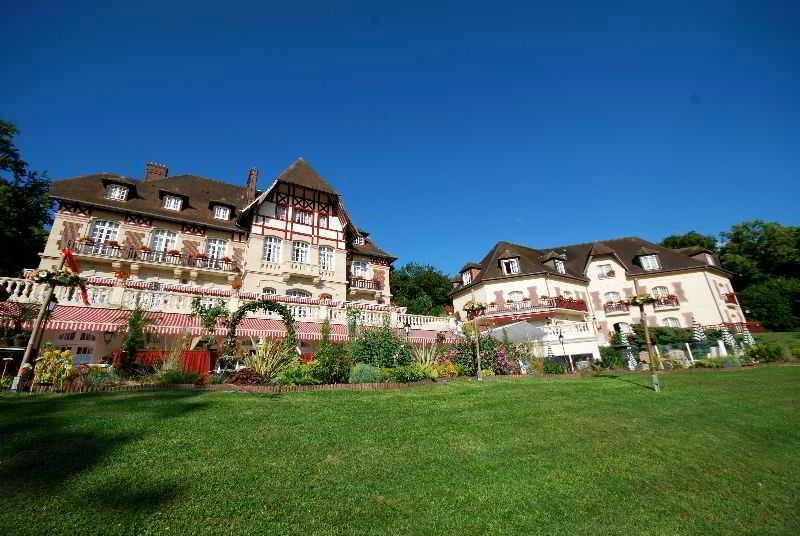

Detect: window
[615,322,634,334]
[276,205,288,220]
[162,195,182,211]
[263,236,281,263]
[663,317,681,328]
[640,254,660,271]
[206,239,227,259]
[90,220,119,243]
[319,246,334,271]
[287,289,311,298]
[353,236,365,245]
[652,286,670,298]
[262,287,277,296]
[294,210,312,225]
[604,291,622,303]
[318,214,329,228]
[352,260,368,277]
[562,290,573,298]
[500,258,520,275]
[151,230,177,252]
[597,264,614,279]
[292,241,309,263]
[105,184,128,201]
[213,205,230,220]
[507,291,525,303]
[462,271,472,285]
[554,259,566,274]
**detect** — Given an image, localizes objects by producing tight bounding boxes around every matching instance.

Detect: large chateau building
[450,237,754,362]
[3,159,455,363]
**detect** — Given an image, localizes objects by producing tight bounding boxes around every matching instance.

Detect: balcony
[604,301,629,315]
[723,292,738,306]
[349,277,383,292]
[477,297,588,320]
[653,294,680,310]
[66,239,239,273]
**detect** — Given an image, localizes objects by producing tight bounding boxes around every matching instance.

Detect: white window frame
[640,254,660,271]
[262,287,277,296]
[151,229,177,252]
[213,205,231,220]
[319,246,334,271]
[652,286,670,298]
[292,241,309,263]
[162,195,183,211]
[294,210,313,225]
[554,259,566,274]
[462,271,472,285]
[318,214,329,228]
[263,236,281,263]
[90,220,119,243]
[205,239,227,259]
[604,291,622,303]
[663,317,681,328]
[287,289,311,298]
[500,258,520,275]
[598,264,613,279]
[105,184,128,201]
[352,260,368,277]
[507,291,525,303]
[276,205,288,220]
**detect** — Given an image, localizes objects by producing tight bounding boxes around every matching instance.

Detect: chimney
[246,168,258,201]
[144,162,168,182]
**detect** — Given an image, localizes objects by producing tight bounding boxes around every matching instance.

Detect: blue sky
[4,1,798,274]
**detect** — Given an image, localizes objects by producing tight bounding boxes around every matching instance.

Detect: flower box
[195,253,209,259]
[79,237,96,243]
[222,256,233,262]
[105,240,120,247]
[138,246,152,252]
[166,249,181,256]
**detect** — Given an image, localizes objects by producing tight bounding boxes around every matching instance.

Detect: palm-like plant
[413,344,439,368]
[243,337,297,383]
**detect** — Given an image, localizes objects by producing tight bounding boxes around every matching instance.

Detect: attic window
[353,236,365,246]
[554,259,566,274]
[500,258,520,275]
[162,195,183,211]
[640,254,660,271]
[462,271,472,285]
[105,184,128,201]
[213,205,231,220]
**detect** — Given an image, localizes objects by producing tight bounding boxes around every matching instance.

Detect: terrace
[66,239,239,273]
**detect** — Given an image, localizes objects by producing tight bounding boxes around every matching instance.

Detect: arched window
[604,291,622,303]
[652,286,670,298]
[292,241,309,263]
[662,317,680,328]
[507,291,525,303]
[287,289,311,298]
[319,246,334,271]
[320,293,333,301]
[262,287,277,296]
[263,236,281,263]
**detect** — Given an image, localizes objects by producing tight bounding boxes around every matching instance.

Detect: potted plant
[606,270,616,277]
[79,236,96,244]
[166,249,181,256]
[106,240,120,247]
[195,253,209,260]
[138,245,152,253]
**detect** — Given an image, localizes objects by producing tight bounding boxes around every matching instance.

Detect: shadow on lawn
[0,391,206,504]
[593,373,656,391]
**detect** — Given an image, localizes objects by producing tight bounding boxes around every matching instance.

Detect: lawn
[756,331,800,355]
[1,368,799,535]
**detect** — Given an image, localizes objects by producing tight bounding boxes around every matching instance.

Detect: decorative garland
[626,294,657,307]
[27,268,82,287]
[223,299,297,358]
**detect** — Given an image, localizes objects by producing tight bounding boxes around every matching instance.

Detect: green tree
[737,278,800,332]
[719,221,800,288]
[390,263,452,316]
[660,231,718,252]
[0,121,51,276]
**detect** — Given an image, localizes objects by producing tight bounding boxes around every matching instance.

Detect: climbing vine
[223,299,297,358]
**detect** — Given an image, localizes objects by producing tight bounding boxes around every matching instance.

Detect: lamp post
[628,294,660,392]
[403,320,411,341]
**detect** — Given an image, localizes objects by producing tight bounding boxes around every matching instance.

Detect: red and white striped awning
[42,306,453,343]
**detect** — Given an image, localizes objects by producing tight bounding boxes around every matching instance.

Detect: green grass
[2,368,799,535]
[756,331,800,354]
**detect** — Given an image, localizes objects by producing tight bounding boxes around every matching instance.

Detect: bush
[480,368,495,377]
[745,343,787,363]
[117,306,149,377]
[383,364,434,383]
[315,343,352,384]
[543,360,566,375]
[348,324,413,368]
[275,362,322,386]
[66,366,118,389]
[435,360,458,377]
[244,338,297,382]
[599,347,625,369]
[348,363,382,384]
[225,368,267,385]
[158,370,200,384]
[33,344,72,386]
[693,359,720,368]
[719,358,742,368]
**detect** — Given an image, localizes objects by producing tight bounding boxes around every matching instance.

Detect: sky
[3,1,798,274]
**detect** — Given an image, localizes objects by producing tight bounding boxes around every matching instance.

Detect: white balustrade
[121,289,192,313]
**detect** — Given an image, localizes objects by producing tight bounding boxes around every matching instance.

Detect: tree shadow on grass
[80,480,184,515]
[0,391,207,503]
[593,373,656,391]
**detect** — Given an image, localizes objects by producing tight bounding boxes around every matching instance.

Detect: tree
[719,221,800,288]
[0,121,51,276]
[390,263,453,316]
[660,231,717,252]
[737,278,800,332]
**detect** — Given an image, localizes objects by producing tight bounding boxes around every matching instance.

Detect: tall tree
[390,263,453,316]
[719,221,800,288]
[660,230,718,252]
[0,121,51,276]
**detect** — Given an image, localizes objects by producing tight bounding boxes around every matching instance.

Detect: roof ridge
[161,174,247,191]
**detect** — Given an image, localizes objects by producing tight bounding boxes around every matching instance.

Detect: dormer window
[640,254,660,271]
[462,271,472,285]
[105,184,128,201]
[162,195,183,211]
[353,236,365,246]
[213,205,231,220]
[554,259,566,274]
[500,258,520,275]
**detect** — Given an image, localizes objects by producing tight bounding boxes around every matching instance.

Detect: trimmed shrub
[383,364,433,383]
[349,363,382,384]
[599,347,625,369]
[315,343,352,384]
[719,358,742,368]
[349,325,414,368]
[693,359,720,368]
[543,360,566,375]
[158,370,200,384]
[745,343,786,363]
[275,362,322,386]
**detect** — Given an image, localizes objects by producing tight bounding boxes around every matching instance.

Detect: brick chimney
[144,162,168,182]
[246,168,258,201]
